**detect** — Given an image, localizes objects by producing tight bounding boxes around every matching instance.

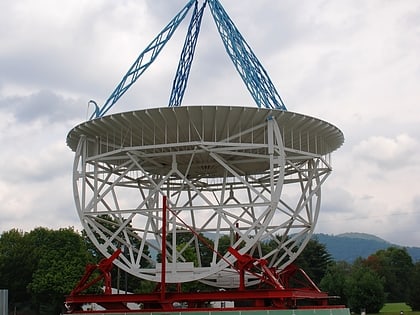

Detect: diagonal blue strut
[207,0,286,110]
[91,0,196,119]
[169,1,207,107]
[91,0,286,119]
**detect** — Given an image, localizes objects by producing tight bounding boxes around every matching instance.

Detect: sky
[0,0,419,247]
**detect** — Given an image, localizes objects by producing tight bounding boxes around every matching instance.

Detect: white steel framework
[67,106,343,286]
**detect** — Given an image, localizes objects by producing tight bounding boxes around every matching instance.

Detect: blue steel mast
[207,0,286,110]
[91,0,286,119]
[90,0,196,119]
[169,1,207,107]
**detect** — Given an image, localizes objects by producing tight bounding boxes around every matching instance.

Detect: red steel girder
[69,248,122,296]
[65,288,339,313]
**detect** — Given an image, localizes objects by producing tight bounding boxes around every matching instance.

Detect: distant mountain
[336,232,390,243]
[148,232,420,263]
[313,232,420,263]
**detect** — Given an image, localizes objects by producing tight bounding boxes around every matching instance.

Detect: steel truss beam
[90,0,196,119]
[207,0,286,110]
[169,1,207,107]
[91,0,287,119]
[72,116,330,286]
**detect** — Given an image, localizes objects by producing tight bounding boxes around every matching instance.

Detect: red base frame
[65,288,342,313]
[66,198,341,313]
[65,249,342,313]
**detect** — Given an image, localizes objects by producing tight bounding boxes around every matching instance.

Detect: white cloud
[353,134,419,170]
[1,0,420,249]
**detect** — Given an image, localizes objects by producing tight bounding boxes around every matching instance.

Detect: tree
[27,227,95,314]
[0,227,96,314]
[218,234,233,257]
[0,229,34,308]
[320,261,351,306]
[295,238,333,285]
[344,260,385,313]
[408,262,420,310]
[365,247,414,302]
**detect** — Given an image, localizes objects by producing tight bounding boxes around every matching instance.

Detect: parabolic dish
[67,105,344,285]
[67,106,344,175]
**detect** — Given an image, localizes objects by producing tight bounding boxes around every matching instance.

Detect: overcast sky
[1,0,419,247]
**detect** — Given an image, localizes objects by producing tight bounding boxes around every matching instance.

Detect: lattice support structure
[208,0,286,110]
[169,1,207,107]
[66,0,347,312]
[68,106,343,287]
[90,0,288,119]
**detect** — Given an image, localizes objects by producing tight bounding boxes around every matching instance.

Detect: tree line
[0,227,419,314]
[297,239,420,312]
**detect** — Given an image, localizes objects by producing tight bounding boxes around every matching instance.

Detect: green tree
[407,262,420,310]
[295,238,333,285]
[27,227,95,314]
[0,229,34,309]
[365,247,414,302]
[320,261,351,306]
[218,234,233,257]
[344,260,385,313]
[0,227,96,314]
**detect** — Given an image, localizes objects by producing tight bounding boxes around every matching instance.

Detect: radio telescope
[67,0,344,291]
[67,105,343,287]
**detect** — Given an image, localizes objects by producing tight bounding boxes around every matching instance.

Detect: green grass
[373,303,420,315]
[381,303,412,313]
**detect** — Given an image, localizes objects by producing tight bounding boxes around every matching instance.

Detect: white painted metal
[67,106,343,286]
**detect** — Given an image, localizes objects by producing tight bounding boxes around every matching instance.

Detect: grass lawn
[375,303,420,315]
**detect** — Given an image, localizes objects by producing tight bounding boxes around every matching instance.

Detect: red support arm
[227,246,284,290]
[70,248,122,296]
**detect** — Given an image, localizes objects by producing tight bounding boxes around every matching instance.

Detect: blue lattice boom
[90,0,287,120]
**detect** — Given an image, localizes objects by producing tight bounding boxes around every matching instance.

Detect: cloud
[0,90,83,123]
[353,134,419,171]
[1,0,420,249]
[0,90,80,232]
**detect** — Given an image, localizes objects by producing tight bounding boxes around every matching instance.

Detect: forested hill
[313,232,420,263]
